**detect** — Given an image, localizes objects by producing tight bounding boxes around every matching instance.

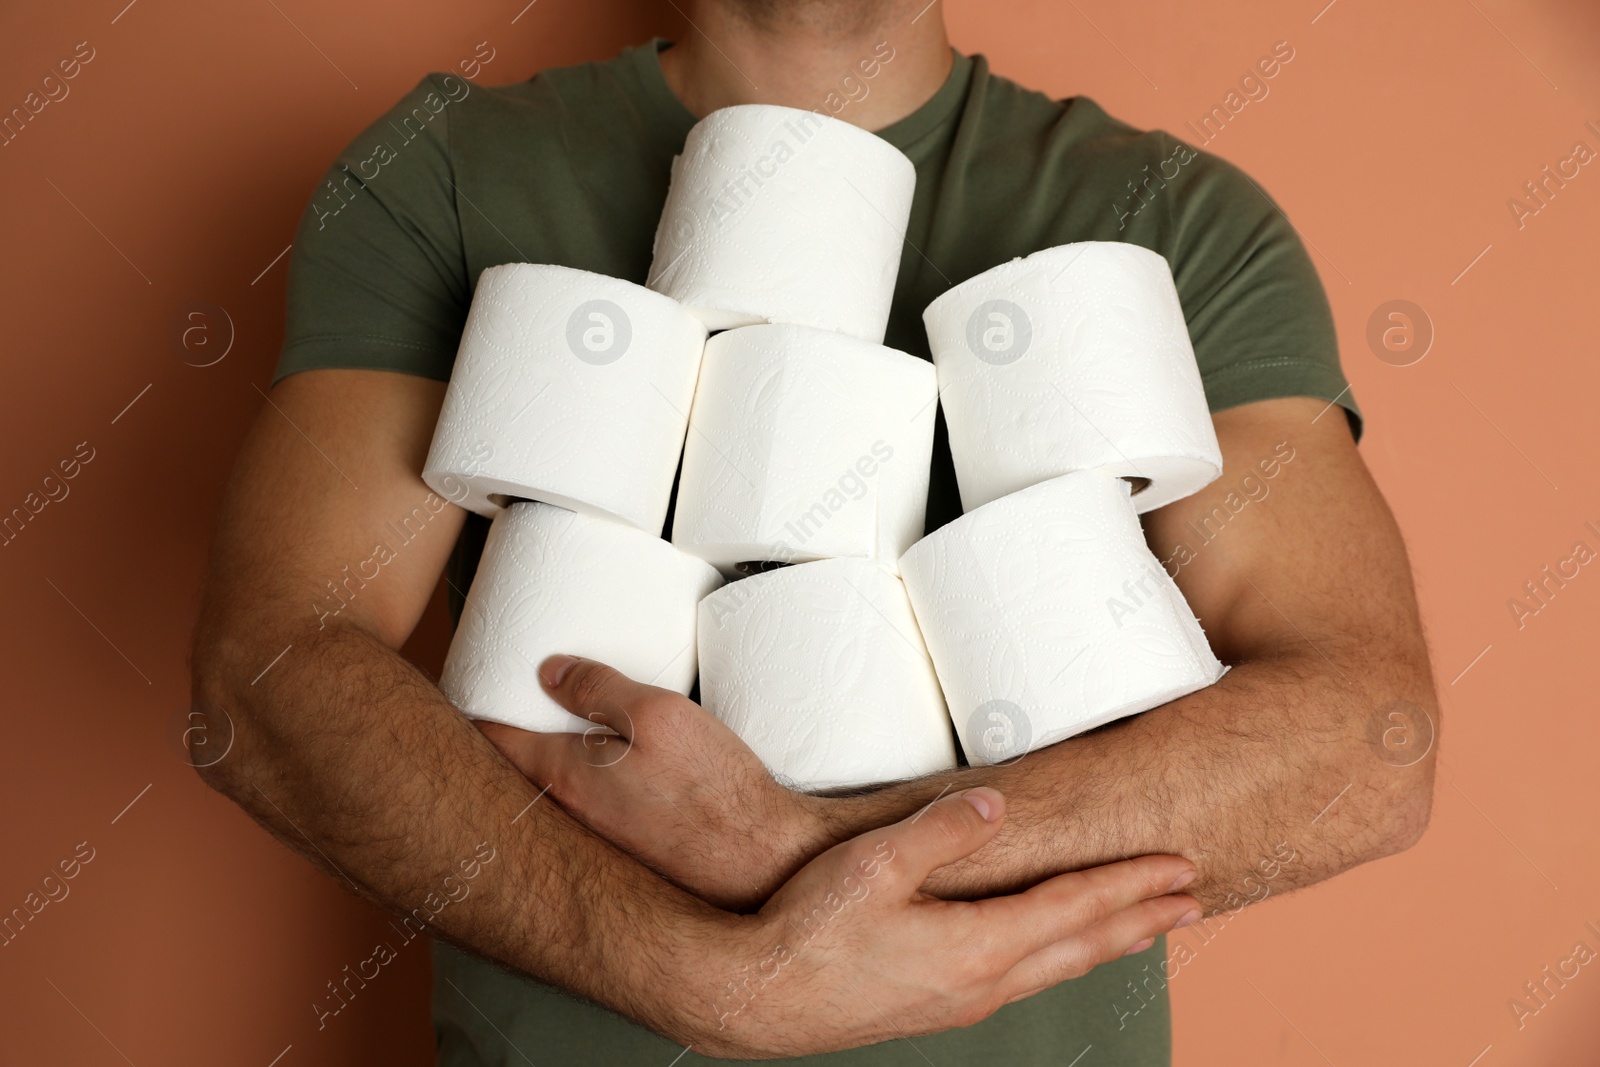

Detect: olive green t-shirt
[275,39,1358,1067]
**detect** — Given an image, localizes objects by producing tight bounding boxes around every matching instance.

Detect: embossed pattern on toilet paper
[673,324,936,574]
[422,264,707,532]
[648,105,916,342]
[923,242,1223,514]
[440,502,723,733]
[698,558,956,791]
[898,471,1225,764]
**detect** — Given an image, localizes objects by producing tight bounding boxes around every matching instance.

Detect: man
[190,0,1437,1063]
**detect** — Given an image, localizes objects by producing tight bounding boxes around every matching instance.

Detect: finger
[855,788,1007,896]
[962,854,1194,959]
[997,893,1201,1003]
[539,655,654,736]
[475,719,586,781]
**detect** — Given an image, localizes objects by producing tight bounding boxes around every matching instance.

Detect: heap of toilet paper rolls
[425,104,1229,791]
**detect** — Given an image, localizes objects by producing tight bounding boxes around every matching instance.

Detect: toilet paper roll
[647,104,916,343]
[923,241,1223,514]
[698,558,956,791]
[440,502,724,733]
[671,324,936,576]
[422,263,708,534]
[898,470,1226,765]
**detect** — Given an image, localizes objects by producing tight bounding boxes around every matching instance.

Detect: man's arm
[891,396,1437,905]
[493,395,1437,913]
[189,370,715,1025]
[190,368,1203,1056]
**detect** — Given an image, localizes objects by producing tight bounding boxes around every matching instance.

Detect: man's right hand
[670,787,1199,1059]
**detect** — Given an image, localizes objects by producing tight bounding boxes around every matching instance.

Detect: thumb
[871,787,1006,895]
[539,655,650,737]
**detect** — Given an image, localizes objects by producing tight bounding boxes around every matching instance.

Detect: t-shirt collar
[876,48,972,152]
[632,37,972,154]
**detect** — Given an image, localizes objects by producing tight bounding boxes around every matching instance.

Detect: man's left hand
[477,654,835,911]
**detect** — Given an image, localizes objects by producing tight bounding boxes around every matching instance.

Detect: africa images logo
[566,299,632,366]
[1365,299,1433,367]
[965,299,1032,365]
[965,699,1033,765]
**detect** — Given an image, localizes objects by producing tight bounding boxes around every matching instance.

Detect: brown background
[2,0,1597,1063]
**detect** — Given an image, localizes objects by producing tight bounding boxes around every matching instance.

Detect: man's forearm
[815,645,1436,912]
[191,617,721,1035]
[806,404,1438,913]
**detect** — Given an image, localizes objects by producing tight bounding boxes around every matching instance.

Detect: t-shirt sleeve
[1157,132,1361,438]
[273,73,470,384]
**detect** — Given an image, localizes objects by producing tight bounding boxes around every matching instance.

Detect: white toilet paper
[647,104,916,343]
[422,263,708,534]
[923,241,1223,514]
[698,558,956,791]
[898,470,1226,765]
[440,502,724,733]
[671,324,937,576]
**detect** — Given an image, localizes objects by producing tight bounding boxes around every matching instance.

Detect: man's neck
[658,0,953,132]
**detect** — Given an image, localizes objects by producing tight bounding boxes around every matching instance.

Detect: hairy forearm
[190,614,721,1032]
[816,645,1436,912]
[806,405,1439,912]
